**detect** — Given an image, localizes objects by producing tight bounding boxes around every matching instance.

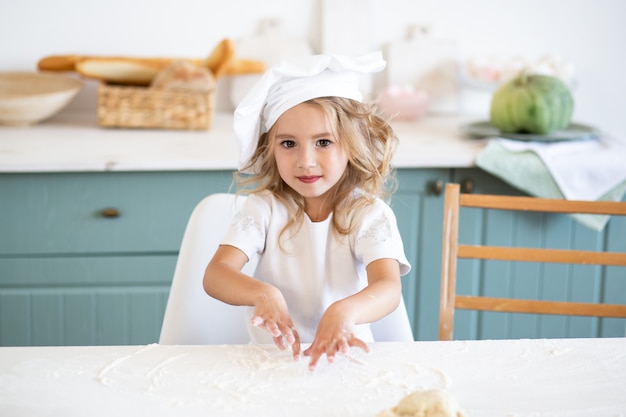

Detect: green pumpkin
[489,73,574,134]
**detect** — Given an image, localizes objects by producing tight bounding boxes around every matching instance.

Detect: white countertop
[0,111,486,173]
[1,338,624,417]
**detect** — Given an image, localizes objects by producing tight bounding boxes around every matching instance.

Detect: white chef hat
[233,52,387,170]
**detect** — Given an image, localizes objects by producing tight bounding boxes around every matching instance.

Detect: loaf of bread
[206,38,235,77]
[37,38,265,85]
[37,55,83,72]
[151,60,216,92]
[223,59,266,76]
[75,58,171,85]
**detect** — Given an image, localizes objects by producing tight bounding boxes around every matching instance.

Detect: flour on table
[378,388,465,417]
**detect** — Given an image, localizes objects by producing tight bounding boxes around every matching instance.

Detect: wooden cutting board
[385,26,460,115]
[230,18,313,108]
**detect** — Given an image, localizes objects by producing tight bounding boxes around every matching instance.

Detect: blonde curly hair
[234,96,398,240]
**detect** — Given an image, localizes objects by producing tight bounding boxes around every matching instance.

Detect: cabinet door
[393,169,450,341]
[0,255,174,346]
[452,168,626,340]
[0,171,234,255]
[0,171,235,346]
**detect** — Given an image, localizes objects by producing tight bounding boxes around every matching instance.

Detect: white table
[1,338,624,417]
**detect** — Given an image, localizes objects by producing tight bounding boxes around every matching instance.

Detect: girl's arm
[203,245,301,357]
[303,257,402,370]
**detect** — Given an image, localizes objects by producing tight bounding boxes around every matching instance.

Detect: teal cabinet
[450,168,626,341]
[392,169,449,341]
[1,168,624,346]
[1,172,232,255]
[391,168,625,341]
[0,171,233,346]
[0,256,174,345]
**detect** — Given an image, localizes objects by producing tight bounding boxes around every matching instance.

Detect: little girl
[203,52,410,371]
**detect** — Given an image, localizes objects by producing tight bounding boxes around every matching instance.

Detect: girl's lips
[297,176,320,184]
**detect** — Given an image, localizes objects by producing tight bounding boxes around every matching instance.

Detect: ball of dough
[378,388,465,417]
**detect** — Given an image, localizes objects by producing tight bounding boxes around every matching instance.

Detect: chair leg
[439,183,461,341]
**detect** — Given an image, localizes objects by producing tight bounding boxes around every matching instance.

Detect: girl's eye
[280,140,296,148]
[317,139,331,147]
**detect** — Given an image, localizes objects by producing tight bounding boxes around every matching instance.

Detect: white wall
[2,0,625,137]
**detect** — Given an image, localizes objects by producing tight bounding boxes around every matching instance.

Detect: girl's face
[272,102,348,219]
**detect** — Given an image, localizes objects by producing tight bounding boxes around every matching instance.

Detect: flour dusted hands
[203,245,302,359]
[303,302,370,371]
[251,286,301,359]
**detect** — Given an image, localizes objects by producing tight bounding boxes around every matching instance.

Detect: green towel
[475,140,626,231]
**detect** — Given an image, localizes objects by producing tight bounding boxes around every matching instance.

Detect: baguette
[36,38,264,85]
[222,58,267,76]
[75,58,181,85]
[73,56,264,85]
[37,55,83,72]
[74,57,265,85]
[206,38,236,78]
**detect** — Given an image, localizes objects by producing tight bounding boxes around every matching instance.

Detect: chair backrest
[160,193,414,345]
[439,183,626,341]
[159,193,253,344]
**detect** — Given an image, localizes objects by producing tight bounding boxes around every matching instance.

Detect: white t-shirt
[221,190,411,343]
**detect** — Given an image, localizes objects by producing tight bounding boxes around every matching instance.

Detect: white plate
[460,120,600,142]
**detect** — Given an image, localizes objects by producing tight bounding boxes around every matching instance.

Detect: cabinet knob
[430,179,444,196]
[100,208,121,218]
[461,178,475,194]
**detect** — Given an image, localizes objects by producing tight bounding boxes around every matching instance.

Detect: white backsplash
[1,0,625,136]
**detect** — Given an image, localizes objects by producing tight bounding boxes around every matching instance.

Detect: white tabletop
[1,338,624,417]
[0,112,486,172]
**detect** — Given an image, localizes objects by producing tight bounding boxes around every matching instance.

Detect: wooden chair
[439,183,626,341]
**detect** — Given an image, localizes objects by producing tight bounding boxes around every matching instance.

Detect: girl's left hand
[302,305,369,371]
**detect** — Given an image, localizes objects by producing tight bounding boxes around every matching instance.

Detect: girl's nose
[297,145,317,168]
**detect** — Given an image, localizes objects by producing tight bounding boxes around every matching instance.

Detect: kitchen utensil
[0,71,82,126]
[386,25,460,115]
[460,120,600,142]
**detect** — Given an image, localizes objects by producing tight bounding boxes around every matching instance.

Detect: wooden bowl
[0,71,82,126]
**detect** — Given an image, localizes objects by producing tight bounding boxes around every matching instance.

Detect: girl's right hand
[251,287,301,359]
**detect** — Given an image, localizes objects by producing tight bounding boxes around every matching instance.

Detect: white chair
[159,193,414,345]
[159,193,252,344]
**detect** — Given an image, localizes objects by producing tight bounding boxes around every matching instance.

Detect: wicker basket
[97,83,214,130]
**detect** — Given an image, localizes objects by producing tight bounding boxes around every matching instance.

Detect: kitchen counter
[0,111,486,172]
